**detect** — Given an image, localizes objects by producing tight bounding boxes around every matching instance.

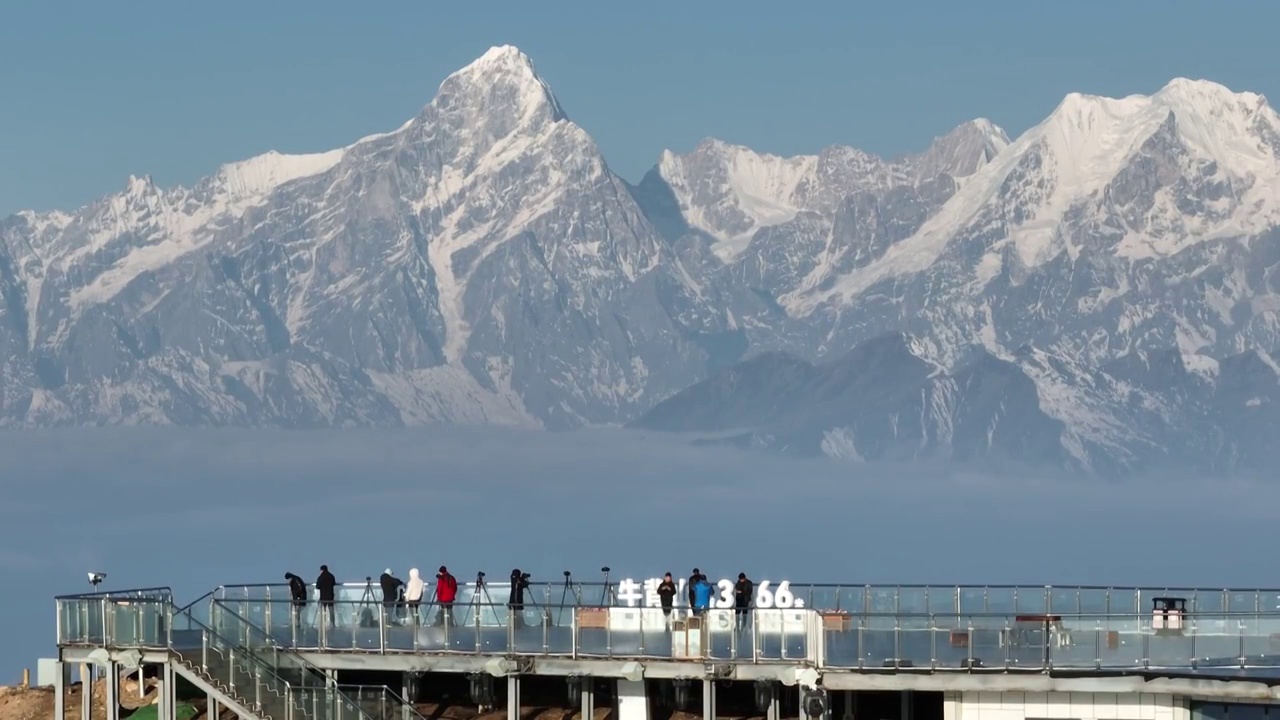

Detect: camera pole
[558,571,573,626]
[599,567,612,606]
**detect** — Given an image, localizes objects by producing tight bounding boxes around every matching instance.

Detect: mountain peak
[437,45,567,124]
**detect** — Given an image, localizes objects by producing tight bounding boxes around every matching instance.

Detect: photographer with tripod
[508,568,531,629]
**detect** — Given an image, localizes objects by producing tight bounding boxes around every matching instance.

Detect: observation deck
[52,580,1280,720]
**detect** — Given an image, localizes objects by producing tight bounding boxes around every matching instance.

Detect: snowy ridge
[655,119,1009,261]
[786,78,1280,315]
[4,52,1280,476]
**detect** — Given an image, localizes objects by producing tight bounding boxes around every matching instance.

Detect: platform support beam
[53,661,66,720]
[104,662,120,720]
[507,675,520,720]
[702,679,715,720]
[616,679,647,720]
[80,664,93,720]
[580,678,593,720]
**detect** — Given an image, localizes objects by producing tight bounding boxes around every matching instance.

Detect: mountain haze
[3,46,1279,477]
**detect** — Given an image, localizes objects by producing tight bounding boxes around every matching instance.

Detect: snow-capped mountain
[0,46,727,429]
[3,47,1278,476]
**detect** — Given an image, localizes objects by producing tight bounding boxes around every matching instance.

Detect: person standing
[657,573,677,626]
[404,568,425,624]
[691,574,715,615]
[380,568,405,624]
[284,572,307,627]
[687,568,702,611]
[316,565,337,628]
[733,573,754,630]
[508,569,530,629]
[435,566,458,627]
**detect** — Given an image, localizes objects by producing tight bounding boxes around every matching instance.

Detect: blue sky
[1,1,1277,216]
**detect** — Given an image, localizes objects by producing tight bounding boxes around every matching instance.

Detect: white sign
[615,578,805,609]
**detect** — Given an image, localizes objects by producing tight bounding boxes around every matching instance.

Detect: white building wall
[951,691,1192,720]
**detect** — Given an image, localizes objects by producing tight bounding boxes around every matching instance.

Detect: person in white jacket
[404,568,426,624]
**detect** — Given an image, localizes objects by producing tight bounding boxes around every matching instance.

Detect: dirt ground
[0,684,714,720]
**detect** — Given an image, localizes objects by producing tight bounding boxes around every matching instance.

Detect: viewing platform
[52,580,1280,720]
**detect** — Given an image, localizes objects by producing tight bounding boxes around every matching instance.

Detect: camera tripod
[357,577,379,628]
[467,572,503,626]
[557,571,582,626]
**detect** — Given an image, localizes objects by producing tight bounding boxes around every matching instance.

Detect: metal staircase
[198,600,429,720]
[168,599,371,720]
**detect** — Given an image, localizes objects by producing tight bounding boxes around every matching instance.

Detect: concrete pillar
[80,664,93,720]
[507,676,520,720]
[767,687,780,720]
[401,674,413,720]
[161,662,176,720]
[616,680,647,720]
[901,691,913,720]
[580,679,594,720]
[702,679,716,720]
[104,663,120,720]
[53,662,66,720]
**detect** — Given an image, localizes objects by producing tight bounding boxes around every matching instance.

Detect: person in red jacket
[435,566,458,627]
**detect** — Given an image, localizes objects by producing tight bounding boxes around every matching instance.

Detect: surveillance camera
[87,572,106,585]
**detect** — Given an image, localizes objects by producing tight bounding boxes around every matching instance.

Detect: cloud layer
[0,427,1269,681]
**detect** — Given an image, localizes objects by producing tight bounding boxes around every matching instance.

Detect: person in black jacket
[733,573,754,630]
[284,572,307,626]
[657,573,677,626]
[687,568,702,610]
[316,565,337,627]
[380,568,405,624]
[508,568,530,628]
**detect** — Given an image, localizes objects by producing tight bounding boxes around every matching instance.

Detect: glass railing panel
[866,587,896,614]
[1148,620,1196,667]
[820,613,859,667]
[985,587,1016,614]
[958,587,986,614]
[928,611,967,668]
[1111,588,1140,614]
[1193,615,1243,666]
[1079,588,1110,614]
[1003,614,1049,669]
[1052,617,1101,668]
[896,614,931,668]
[57,599,94,644]
[927,587,957,615]
[1014,587,1048,614]
[1242,615,1280,661]
[968,613,1008,669]
[857,613,896,667]
[1195,591,1226,614]
[1227,591,1256,613]
[109,600,168,647]
[805,585,839,611]
[837,586,865,614]
[1092,613,1144,668]
[897,587,927,615]
[703,609,738,660]
[1049,588,1080,615]
[509,607,558,656]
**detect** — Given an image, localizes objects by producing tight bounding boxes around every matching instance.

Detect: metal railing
[58,585,1280,673]
[213,581,1280,618]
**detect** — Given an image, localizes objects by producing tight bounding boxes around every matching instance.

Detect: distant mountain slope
[631,333,1280,475]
